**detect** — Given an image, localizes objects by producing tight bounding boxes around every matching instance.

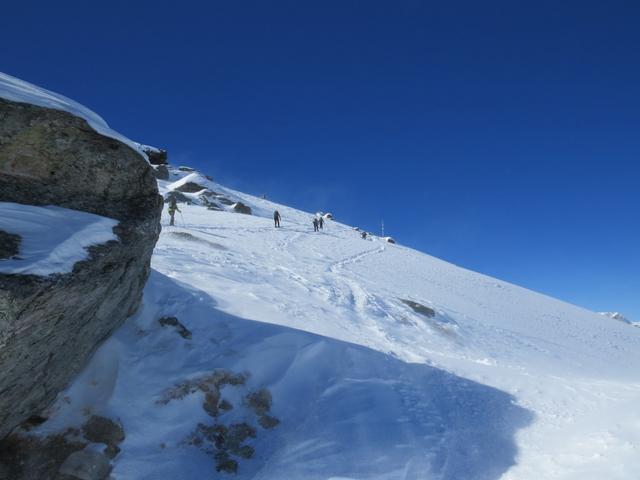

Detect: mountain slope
[32,164,640,480]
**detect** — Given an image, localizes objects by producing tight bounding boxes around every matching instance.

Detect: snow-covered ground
[0,202,118,276]
[35,166,640,479]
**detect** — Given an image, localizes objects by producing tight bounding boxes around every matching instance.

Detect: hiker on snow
[319,216,324,229]
[274,210,281,228]
[313,218,319,232]
[361,231,367,239]
[168,196,181,226]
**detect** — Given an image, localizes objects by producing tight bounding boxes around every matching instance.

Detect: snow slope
[35,165,640,479]
[0,202,118,276]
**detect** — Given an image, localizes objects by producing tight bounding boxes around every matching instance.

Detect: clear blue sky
[2,1,638,319]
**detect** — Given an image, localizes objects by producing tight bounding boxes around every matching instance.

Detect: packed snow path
[40,173,640,479]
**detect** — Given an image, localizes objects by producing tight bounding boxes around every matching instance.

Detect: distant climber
[274,210,281,228]
[168,196,181,226]
[361,231,367,239]
[319,216,324,229]
[313,218,319,232]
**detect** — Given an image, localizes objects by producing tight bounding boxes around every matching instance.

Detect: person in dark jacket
[319,216,324,229]
[313,218,319,232]
[274,210,281,228]
[168,197,181,226]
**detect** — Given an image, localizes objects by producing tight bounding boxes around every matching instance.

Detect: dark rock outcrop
[0,97,162,439]
[400,299,436,318]
[158,315,192,339]
[153,164,169,180]
[164,191,192,205]
[232,202,252,215]
[82,415,125,447]
[175,181,206,193]
[0,414,126,478]
[140,146,168,165]
[0,230,20,259]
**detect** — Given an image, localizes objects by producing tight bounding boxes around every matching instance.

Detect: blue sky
[2,1,638,319]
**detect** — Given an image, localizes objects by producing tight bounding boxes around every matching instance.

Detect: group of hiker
[273,210,326,232]
[167,199,329,234]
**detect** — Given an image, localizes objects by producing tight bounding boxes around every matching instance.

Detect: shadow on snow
[110,270,534,480]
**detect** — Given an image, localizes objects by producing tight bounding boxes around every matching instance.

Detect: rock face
[232,202,252,215]
[0,230,20,259]
[175,181,206,193]
[152,164,169,180]
[0,98,162,439]
[140,145,168,165]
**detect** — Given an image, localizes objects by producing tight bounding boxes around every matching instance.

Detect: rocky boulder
[232,202,252,215]
[152,164,169,180]
[0,97,162,439]
[0,230,20,259]
[140,145,168,165]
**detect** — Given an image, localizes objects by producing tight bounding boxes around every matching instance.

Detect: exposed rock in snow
[152,164,170,180]
[175,182,207,193]
[137,144,168,165]
[600,311,638,327]
[0,81,162,439]
[232,201,252,215]
[600,311,629,322]
[158,316,192,339]
[0,229,20,260]
[400,298,436,318]
[81,415,125,447]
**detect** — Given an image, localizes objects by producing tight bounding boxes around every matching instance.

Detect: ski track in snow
[34,168,640,480]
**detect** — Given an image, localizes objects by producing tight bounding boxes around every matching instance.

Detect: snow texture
[0,72,145,158]
[0,202,118,276]
[34,165,640,479]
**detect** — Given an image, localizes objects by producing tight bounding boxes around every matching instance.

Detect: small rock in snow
[58,450,111,480]
[158,316,192,339]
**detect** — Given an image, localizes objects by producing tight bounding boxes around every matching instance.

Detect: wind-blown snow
[0,202,118,276]
[0,72,145,158]
[35,166,640,479]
